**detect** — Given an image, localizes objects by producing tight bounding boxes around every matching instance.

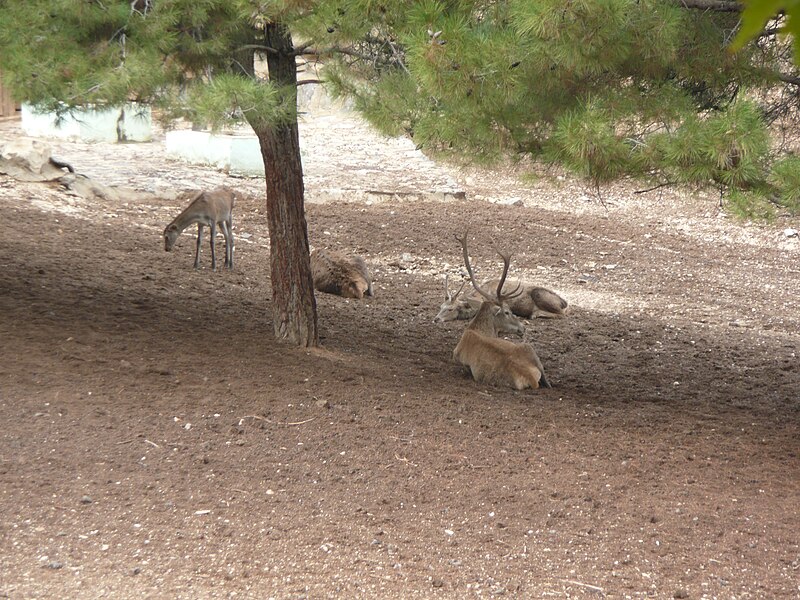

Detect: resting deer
[310,249,374,299]
[434,274,526,335]
[435,276,568,324]
[163,187,235,271]
[452,232,551,390]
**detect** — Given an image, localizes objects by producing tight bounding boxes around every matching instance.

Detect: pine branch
[778,73,800,86]
[635,181,678,194]
[237,44,279,55]
[671,1,743,12]
[301,45,392,65]
[291,41,315,57]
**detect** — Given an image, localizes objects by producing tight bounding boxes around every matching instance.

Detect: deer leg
[194,224,204,269]
[228,216,234,269]
[209,222,217,271]
[219,221,229,269]
[222,218,233,269]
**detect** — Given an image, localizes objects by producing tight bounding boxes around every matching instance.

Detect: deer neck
[465,302,498,336]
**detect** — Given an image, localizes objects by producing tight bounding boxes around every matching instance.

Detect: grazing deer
[434,276,568,323]
[310,249,374,299]
[452,233,551,390]
[434,274,526,335]
[163,187,235,271]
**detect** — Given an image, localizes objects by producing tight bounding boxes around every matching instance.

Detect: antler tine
[444,273,467,301]
[495,248,523,303]
[454,231,496,304]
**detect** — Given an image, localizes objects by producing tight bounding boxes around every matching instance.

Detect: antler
[455,230,499,304]
[444,273,466,301]
[493,247,522,303]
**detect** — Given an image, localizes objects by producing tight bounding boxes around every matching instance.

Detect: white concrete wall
[21,103,152,143]
[165,129,265,176]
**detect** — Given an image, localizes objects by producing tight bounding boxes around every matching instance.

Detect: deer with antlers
[434,274,527,335]
[452,232,551,390]
[434,276,568,324]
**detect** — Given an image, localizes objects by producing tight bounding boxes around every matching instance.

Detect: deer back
[454,329,545,390]
[471,279,568,319]
[530,287,569,317]
[311,249,373,299]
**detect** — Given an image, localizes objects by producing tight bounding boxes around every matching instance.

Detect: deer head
[454,231,525,336]
[433,274,472,323]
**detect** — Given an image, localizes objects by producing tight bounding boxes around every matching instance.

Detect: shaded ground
[1,119,799,599]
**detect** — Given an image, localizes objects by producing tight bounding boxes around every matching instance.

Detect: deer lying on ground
[163,187,235,271]
[434,275,568,324]
[434,274,527,335]
[452,233,551,390]
[310,249,374,299]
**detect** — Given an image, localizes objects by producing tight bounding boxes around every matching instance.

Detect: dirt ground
[1,119,799,600]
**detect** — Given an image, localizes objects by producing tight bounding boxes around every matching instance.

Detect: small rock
[132,567,142,576]
[80,495,93,505]
[498,197,524,207]
[673,589,689,599]
[315,398,331,409]
[784,228,798,238]
[45,561,63,570]
[432,579,445,588]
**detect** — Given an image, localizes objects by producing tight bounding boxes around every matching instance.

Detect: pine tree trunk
[252,22,318,347]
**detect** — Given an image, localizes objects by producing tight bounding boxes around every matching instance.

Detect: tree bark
[253,22,318,347]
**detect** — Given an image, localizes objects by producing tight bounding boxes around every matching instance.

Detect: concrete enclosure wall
[21,103,152,143]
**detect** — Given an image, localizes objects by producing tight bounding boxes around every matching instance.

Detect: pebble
[80,495,93,504]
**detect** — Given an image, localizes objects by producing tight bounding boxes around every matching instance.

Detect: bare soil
[1,119,799,599]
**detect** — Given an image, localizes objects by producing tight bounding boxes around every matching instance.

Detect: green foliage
[0,0,276,126]
[186,74,288,130]
[726,189,777,222]
[768,155,800,213]
[546,101,634,185]
[2,0,800,207]
[636,100,770,191]
[733,0,800,64]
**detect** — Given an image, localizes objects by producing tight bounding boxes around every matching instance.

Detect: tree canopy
[306,0,800,213]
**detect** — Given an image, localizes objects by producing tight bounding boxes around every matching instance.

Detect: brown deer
[164,187,235,270]
[310,249,374,299]
[433,274,526,336]
[434,276,568,324]
[452,232,551,390]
